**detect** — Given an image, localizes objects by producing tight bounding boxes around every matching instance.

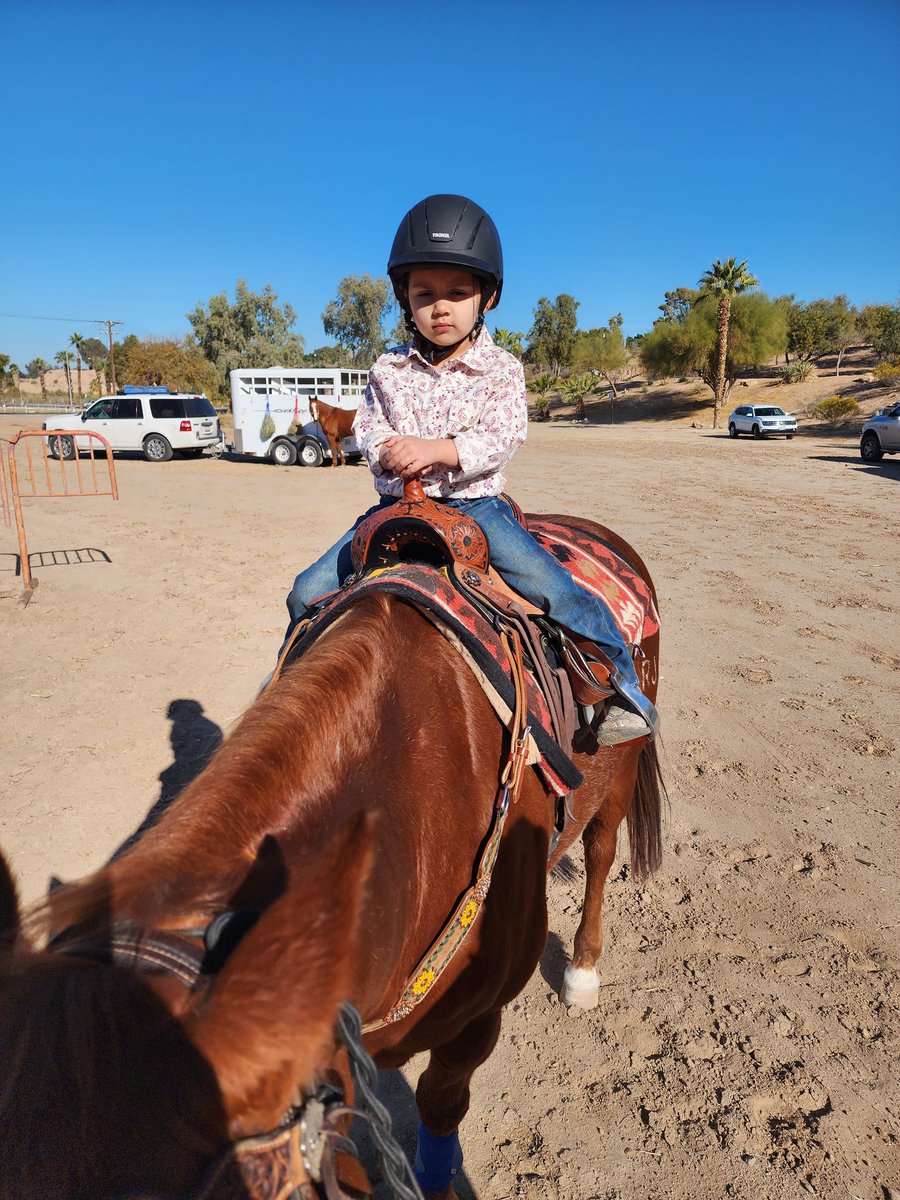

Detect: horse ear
[0,851,20,950]
[189,810,376,1137]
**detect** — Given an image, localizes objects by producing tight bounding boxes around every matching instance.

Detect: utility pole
[99,319,123,394]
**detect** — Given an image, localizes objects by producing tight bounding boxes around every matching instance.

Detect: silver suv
[727,404,797,439]
[860,402,900,461]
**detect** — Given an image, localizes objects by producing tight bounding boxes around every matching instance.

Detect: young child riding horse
[286,193,658,746]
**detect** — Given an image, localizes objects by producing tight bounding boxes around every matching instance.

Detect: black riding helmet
[388,195,503,357]
[388,194,503,304]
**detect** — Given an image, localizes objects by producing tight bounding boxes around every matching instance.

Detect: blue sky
[2,0,898,368]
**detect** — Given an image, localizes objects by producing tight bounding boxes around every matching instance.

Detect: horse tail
[626,738,667,880]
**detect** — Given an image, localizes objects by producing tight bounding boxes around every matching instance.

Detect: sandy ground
[1,412,898,1200]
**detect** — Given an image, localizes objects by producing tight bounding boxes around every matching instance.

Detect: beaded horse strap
[362,626,532,1035]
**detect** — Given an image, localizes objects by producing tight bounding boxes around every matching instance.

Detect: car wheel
[298,439,325,468]
[271,439,298,466]
[143,433,173,462]
[786,434,794,440]
[860,432,883,462]
[752,424,763,439]
[728,423,738,438]
[52,434,76,460]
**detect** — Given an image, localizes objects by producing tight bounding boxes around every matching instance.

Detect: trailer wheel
[298,439,325,468]
[271,439,298,466]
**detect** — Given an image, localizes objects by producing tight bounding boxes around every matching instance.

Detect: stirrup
[606,669,660,740]
[597,703,654,746]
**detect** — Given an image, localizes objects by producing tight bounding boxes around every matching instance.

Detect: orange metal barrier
[2,430,119,604]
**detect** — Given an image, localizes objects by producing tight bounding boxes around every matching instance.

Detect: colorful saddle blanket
[287,517,659,799]
[289,561,582,797]
[527,516,660,647]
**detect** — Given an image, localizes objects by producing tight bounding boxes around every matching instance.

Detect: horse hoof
[560,964,600,1010]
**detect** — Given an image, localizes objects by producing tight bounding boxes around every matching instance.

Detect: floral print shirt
[354,328,527,499]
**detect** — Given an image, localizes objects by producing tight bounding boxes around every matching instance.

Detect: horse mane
[24,593,401,945]
[0,946,228,1199]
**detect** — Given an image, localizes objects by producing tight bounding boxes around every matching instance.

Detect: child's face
[407,268,492,356]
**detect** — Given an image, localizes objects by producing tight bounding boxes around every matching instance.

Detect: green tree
[388,314,409,347]
[26,358,51,403]
[640,292,786,420]
[788,296,859,375]
[187,279,306,392]
[305,345,351,366]
[857,303,900,361]
[526,294,580,377]
[698,258,760,426]
[658,288,699,324]
[70,332,87,398]
[321,274,393,366]
[527,371,558,421]
[571,316,628,396]
[562,372,599,420]
[122,337,221,398]
[492,328,524,358]
[828,296,858,377]
[0,353,10,404]
[53,349,74,405]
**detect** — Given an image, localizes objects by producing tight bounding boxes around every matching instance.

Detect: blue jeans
[284,495,640,689]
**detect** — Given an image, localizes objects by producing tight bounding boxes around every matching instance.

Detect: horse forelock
[0,948,226,1198]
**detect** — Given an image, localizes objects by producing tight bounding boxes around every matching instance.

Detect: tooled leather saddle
[277,482,658,780]
[350,481,643,713]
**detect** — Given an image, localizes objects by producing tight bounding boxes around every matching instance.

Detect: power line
[0,311,124,325]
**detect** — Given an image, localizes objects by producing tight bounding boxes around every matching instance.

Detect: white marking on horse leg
[560,963,600,1010]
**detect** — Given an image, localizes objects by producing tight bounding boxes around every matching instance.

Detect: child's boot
[597,671,659,747]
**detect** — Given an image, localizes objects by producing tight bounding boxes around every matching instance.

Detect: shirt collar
[388,327,495,375]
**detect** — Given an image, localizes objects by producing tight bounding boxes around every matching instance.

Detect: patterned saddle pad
[287,518,658,798]
[527,516,660,647]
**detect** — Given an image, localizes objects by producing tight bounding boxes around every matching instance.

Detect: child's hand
[379,436,459,480]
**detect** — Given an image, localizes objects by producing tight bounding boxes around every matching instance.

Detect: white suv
[727,404,797,439]
[44,390,220,462]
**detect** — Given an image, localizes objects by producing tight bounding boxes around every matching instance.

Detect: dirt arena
[1,413,897,1199]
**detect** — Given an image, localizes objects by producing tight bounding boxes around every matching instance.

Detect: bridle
[51,924,424,1200]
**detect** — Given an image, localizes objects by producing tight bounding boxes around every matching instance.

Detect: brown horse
[310,396,356,466]
[0,518,663,1200]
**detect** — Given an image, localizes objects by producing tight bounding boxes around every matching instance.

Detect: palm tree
[26,358,51,404]
[562,373,599,420]
[698,257,759,427]
[528,371,557,421]
[70,332,87,399]
[91,355,109,396]
[493,328,524,358]
[54,350,74,406]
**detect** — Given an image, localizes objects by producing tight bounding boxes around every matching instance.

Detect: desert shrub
[872,360,900,387]
[678,375,688,383]
[809,394,861,426]
[779,361,813,384]
[531,395,551,422]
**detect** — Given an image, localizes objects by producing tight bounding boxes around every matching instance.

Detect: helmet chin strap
[403,281,492,365]
[412,313,485,364]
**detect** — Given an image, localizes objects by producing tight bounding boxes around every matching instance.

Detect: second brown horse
[310,395,355,466]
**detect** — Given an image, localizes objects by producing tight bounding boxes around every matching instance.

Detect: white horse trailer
[229,366,368,466]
